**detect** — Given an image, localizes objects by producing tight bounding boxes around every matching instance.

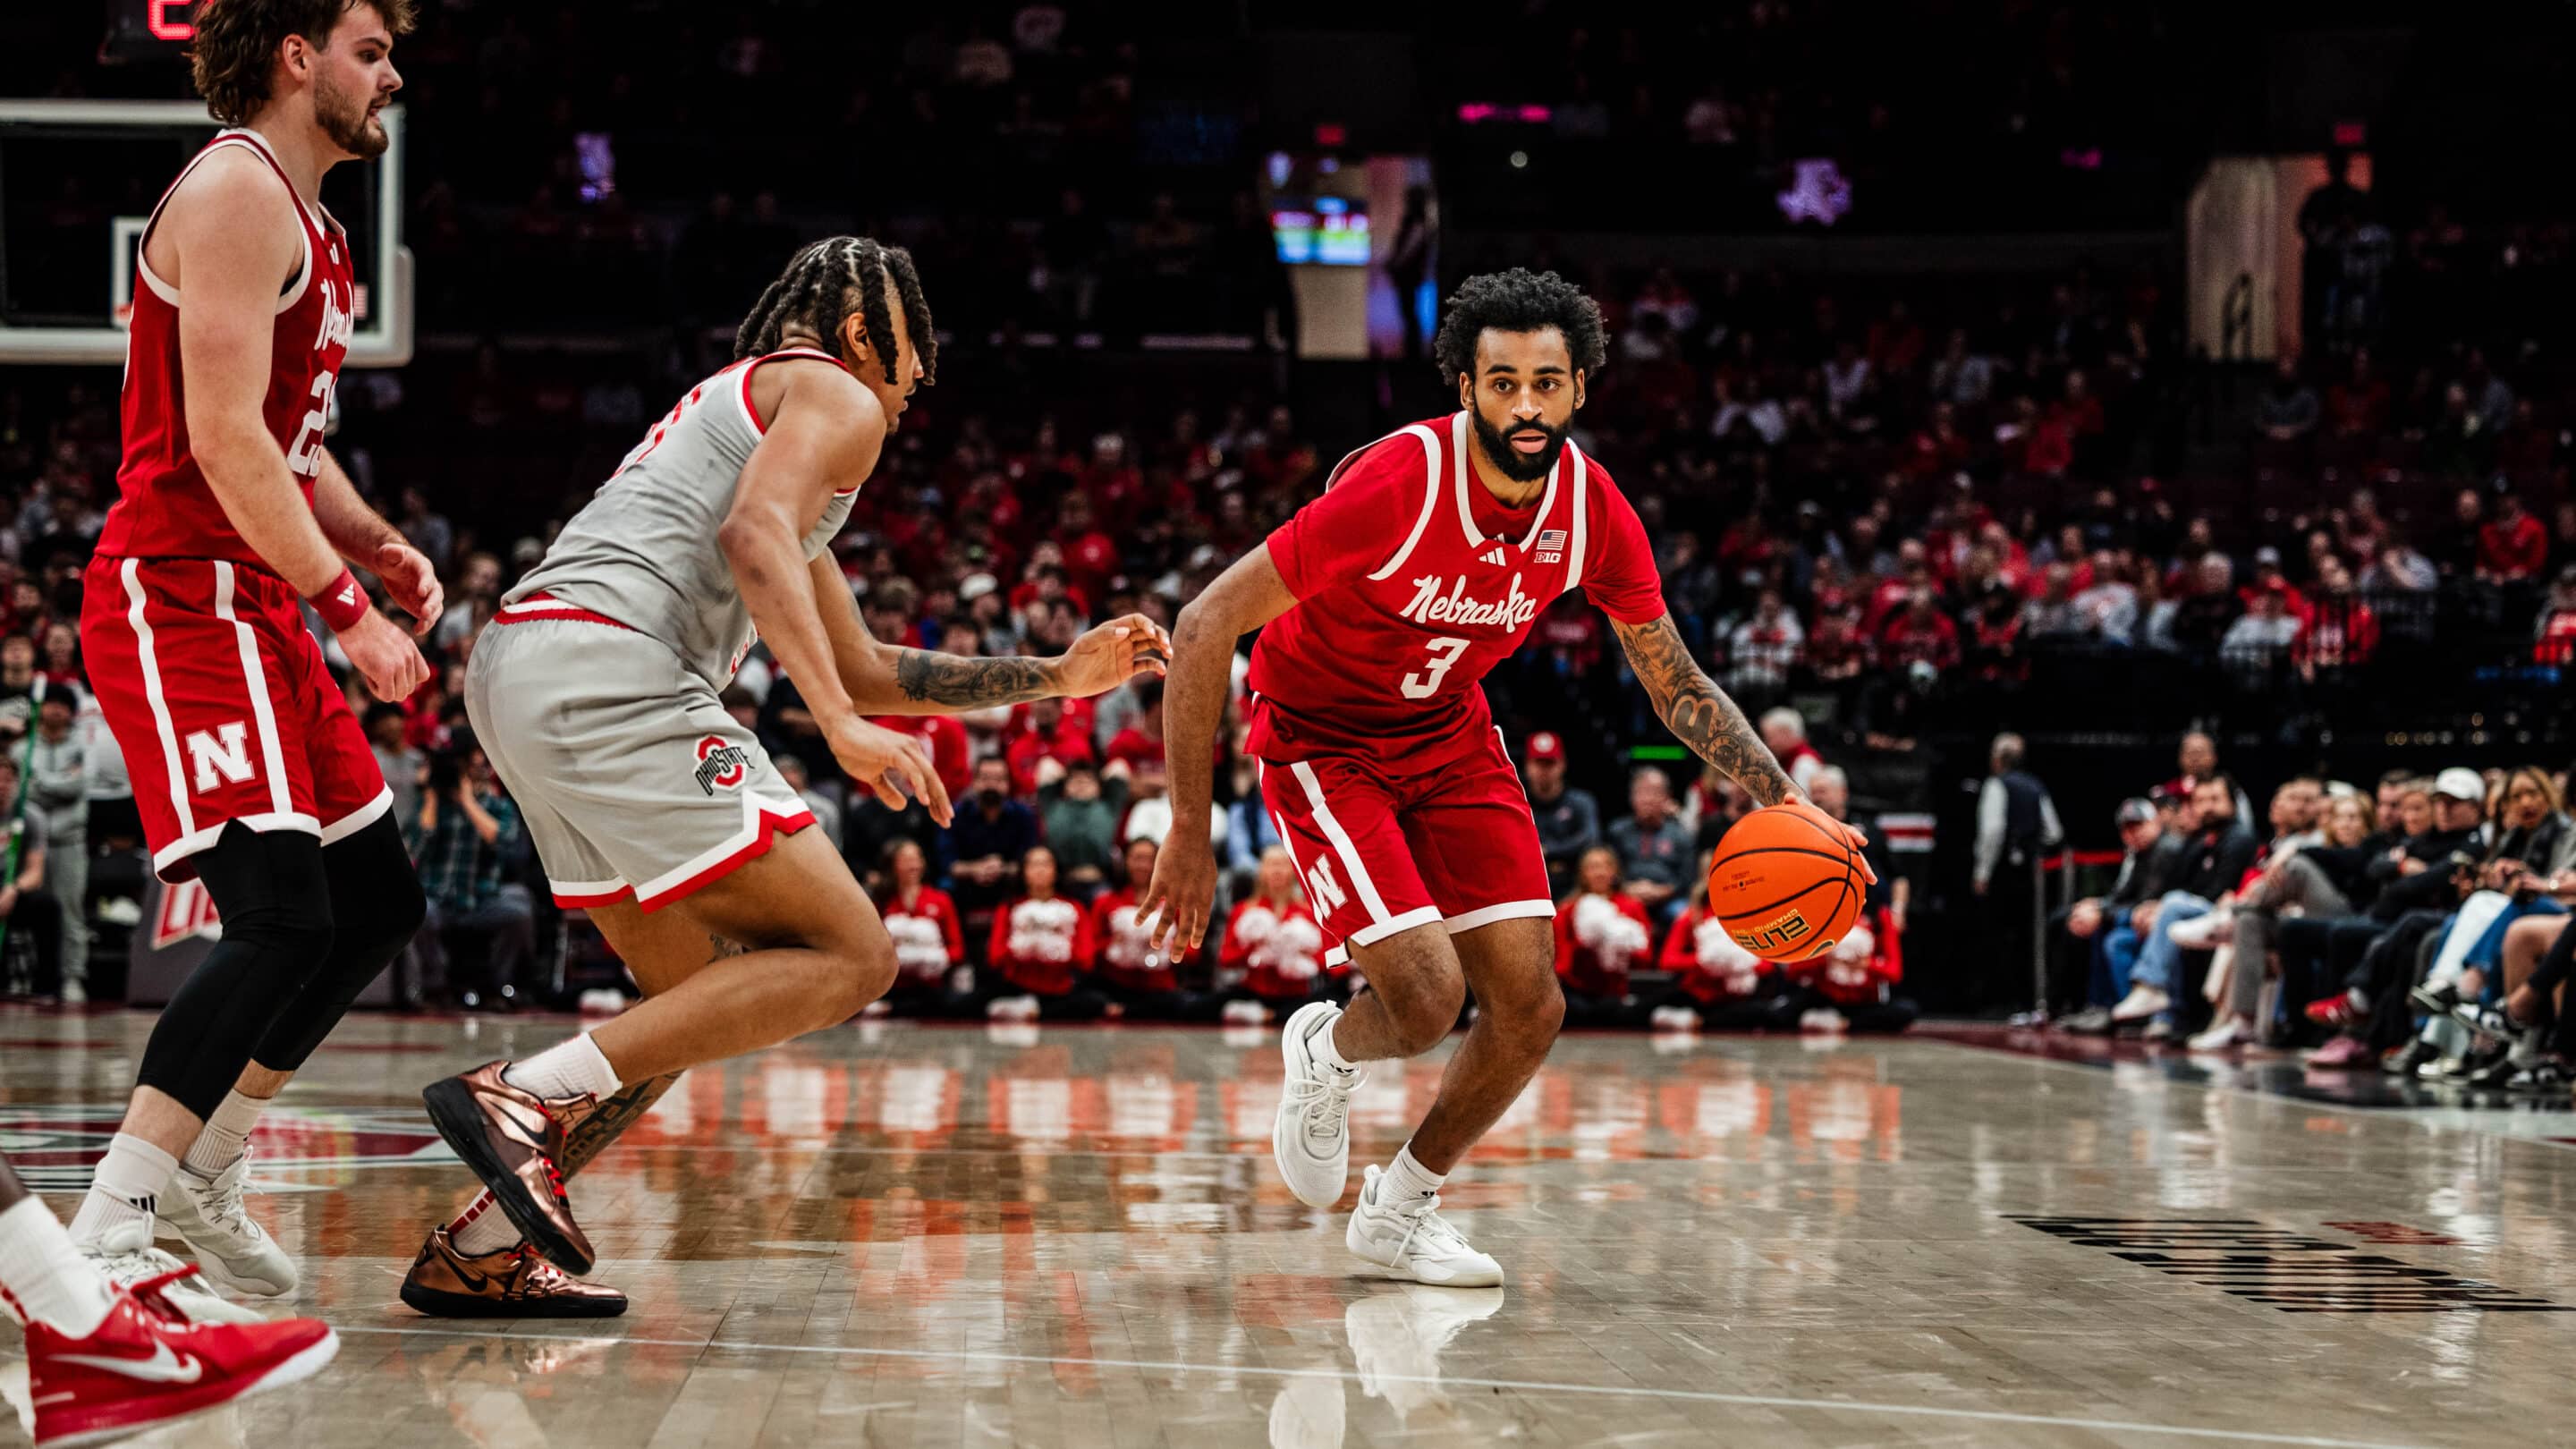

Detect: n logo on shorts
[184,721,255,793]
[1303,856,1351,917]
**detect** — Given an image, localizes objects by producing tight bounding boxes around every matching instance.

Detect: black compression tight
[133,816,423,1119]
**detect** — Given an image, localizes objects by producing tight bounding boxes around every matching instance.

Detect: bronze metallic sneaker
[398,1227,627,1318]
[421,1061,596,1274]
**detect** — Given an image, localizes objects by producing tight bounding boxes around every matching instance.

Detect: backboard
[0,98,411,366]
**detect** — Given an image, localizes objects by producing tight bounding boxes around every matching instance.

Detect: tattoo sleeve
[1611,613,1798,807]
[894,648,1058,708]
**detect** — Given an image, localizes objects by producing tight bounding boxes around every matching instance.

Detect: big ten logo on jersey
[154,877,223,950]
[693,733,752,795]
[728,627,759,680]
[184,721,255,793]
[1398,572,1538,631]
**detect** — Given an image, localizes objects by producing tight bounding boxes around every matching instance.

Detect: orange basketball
[1707,804,1866,962]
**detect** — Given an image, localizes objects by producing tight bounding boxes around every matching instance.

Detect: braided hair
[733,235,937,386]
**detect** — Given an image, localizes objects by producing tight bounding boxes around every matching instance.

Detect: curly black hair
[1431,267,1608,386]
[736,236,938,387]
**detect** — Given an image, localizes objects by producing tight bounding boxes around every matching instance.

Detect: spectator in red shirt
[1216,846,1331,1023]
[1879,589,1962,671]
[2237,547,2314,628]
[2533,566,2576,665]
[1104,679,1166,770]
[2479,493,2549,583]
[1089,835,1199,1018]
[866,709,973,807]
[2326,348,2390,436]
[983,846,1104,1021]
[2298,557,2380,673]
[1005,695,1097,796]
[1057,493,1120,605]
[1555,845,1657,1026]
[876,840,964,1015]
[1646,869,1783,1031]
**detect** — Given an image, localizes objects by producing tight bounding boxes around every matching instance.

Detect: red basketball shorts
[82,555,392,881]
[1258,726,1554,967]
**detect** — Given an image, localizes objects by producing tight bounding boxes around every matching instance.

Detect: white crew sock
[0,1199,114,1336]
[502,1033,621,1103]
[68,1134,180,1247]
[1378,1143,1446,1204]
[1313,1017,1360,1077]
[445,1190,521,1257]
[182,1089,270,1175]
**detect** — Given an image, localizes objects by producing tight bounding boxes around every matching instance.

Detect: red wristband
[309,567,370,632]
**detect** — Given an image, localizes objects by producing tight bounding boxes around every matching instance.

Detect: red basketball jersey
[101,128,358,565]
[1246,411,1665,762]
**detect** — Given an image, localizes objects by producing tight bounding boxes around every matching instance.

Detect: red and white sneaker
[2303,991,2367,1030]
[26,1275,336,1447]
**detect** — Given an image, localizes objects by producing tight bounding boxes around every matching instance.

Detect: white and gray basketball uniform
[466,348,858,911]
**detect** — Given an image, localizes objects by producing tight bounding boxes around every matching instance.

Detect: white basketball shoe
[1345,1165,1504,1287]
[1273,1001,1361,1208]
[159,1150,297,1296]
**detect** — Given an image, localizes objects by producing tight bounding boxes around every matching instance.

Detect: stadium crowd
[0,3,2565,1040]
[2046,733,2576,1091]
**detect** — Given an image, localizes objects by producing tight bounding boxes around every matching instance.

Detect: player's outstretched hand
[1054,614,1172,699]
[1783,797,1877,886]
[829,716,953,826]
[374,541,446,638]
[341,607,431,703]
[1135,829,1217,954]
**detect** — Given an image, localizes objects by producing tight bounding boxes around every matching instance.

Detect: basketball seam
[1714,875,1846,924]
[1709,845,1852,871]
[1811,870,1856,961]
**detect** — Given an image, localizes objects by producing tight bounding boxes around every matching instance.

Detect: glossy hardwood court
[4,1004,2572,1448]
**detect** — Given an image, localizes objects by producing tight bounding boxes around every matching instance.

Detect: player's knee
[1384,965,1466,1055]
[1525,976,1567,1046]
[1487,970,1564,1054]
[818,934,898,1021]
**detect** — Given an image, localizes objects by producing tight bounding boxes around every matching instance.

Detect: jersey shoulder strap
[1324,418,1446,583]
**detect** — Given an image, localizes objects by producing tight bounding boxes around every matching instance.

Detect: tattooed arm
[1609,612,1873,866]
[808,555,1167,715]
[1612,612,1800,807]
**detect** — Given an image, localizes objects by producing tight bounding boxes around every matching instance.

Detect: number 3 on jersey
[1401,637,1469,699]
[285,369,336,478]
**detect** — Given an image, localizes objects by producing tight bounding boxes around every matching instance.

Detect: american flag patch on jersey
[1535,528,1567,563]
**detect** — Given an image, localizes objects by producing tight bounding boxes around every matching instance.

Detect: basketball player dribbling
[72,0,436,1320]
[1140,269,1871,1285]
[409,238,1169,1313]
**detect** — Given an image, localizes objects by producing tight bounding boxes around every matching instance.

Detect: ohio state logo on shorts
[693,734,752,795]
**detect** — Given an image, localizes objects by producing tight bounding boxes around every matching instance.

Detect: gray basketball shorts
[464,616,816,912]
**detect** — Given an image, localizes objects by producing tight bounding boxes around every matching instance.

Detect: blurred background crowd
[0,0,2568,1040]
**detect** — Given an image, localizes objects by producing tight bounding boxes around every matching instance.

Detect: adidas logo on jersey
[1479,547,1509,567]
[1398,572,1539,630]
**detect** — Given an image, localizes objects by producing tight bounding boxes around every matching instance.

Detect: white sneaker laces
[90,1241,216,1304]
[1385,1189,1470,1264]
[1287,1028,1360,1147]
[191,1157,261,1241]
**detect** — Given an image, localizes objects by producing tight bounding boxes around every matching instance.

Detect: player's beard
[1470,408,1567,484]
[316,74,390,159]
